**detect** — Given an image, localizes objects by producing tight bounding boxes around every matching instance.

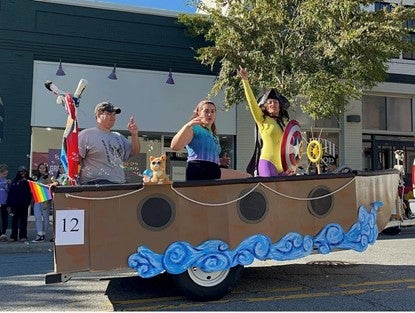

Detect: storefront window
[363,134,415,184]
[362,95,412,132]
[362,140,372,171]
[362,95,386,130]
[387,97,412,132]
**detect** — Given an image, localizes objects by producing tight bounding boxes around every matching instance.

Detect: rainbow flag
[28,180,53,203]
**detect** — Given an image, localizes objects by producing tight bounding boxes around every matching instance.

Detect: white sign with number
[55,210,84,246]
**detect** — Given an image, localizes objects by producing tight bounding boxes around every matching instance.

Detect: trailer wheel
[172,265,243,301]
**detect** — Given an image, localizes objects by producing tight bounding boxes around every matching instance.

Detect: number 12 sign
[55,210,84,246]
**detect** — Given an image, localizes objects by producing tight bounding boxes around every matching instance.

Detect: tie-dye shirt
[186,125,221,164]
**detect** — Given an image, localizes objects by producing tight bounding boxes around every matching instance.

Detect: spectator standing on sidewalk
[32,163,54,242]
[6,165,33,242]
[0,164,11,241]
[53,163,68,186]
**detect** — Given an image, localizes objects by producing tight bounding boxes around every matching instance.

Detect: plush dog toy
[393,149,406,220]
[394,149,405,177]
[149,154,169,183]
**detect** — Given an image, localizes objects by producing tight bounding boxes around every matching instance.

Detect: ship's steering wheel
[306,140,323,163]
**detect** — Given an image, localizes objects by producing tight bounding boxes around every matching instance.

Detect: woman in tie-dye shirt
[171,100,230,180]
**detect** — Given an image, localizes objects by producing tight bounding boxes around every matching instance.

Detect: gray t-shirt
[78,127,132,184]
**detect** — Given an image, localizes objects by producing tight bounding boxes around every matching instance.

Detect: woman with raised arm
[238,66,292,177]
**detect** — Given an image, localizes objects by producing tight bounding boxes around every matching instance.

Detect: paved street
[1,225,415,310]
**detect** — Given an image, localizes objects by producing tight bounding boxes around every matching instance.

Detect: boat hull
[51,170,399,275]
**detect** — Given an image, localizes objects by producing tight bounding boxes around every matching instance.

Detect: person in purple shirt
[0,163,10,241]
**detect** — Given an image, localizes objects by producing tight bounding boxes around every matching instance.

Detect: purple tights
[258,159,284,177]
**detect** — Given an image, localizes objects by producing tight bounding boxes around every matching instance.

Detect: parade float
[44,80,400,301]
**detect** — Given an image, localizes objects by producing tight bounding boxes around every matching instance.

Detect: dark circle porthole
[138,195,175,231]
[307,186,333,218]
[237,190,267,224]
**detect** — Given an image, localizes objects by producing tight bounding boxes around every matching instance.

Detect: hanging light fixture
[108,64,117,80]
[165,68,175,84]
[56,59,65,76]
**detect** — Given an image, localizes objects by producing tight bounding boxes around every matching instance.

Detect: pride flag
[28,180,53,203]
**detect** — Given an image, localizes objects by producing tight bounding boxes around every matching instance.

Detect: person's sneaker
[7,238,16,243]
[32,235,45,243]
[0,234,7,242]
[20,238,27,242]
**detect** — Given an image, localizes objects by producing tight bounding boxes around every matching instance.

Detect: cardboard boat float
[46,169,399,300]
[43,79,401,300]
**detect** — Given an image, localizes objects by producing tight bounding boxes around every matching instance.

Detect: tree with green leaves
[179,0,415,119]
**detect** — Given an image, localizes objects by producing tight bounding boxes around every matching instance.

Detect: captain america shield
[280,120,303,172]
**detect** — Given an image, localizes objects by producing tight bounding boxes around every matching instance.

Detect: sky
[98,0,197,13]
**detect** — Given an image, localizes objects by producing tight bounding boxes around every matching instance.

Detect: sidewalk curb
[0,241,54,253]
[0,220,54,254]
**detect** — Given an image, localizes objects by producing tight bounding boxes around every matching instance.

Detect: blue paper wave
[128,202,382,278]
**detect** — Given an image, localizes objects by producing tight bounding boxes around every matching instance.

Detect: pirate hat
[257,88,290,109]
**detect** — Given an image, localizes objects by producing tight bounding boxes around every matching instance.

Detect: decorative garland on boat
[128,202,382,278]
[63,187,144,200]
[169,183,262,206]
[169,177,356,206]
[259,177,356,201]
[63,176,356,204]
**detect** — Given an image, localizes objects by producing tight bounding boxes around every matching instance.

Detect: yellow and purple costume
[241,79,288,176]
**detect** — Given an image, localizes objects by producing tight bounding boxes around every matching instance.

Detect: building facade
[0,0,414,183]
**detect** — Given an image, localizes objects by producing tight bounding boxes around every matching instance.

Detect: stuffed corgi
[393,149,406,220]
[149,154,169,183]
[393,150,405,176]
